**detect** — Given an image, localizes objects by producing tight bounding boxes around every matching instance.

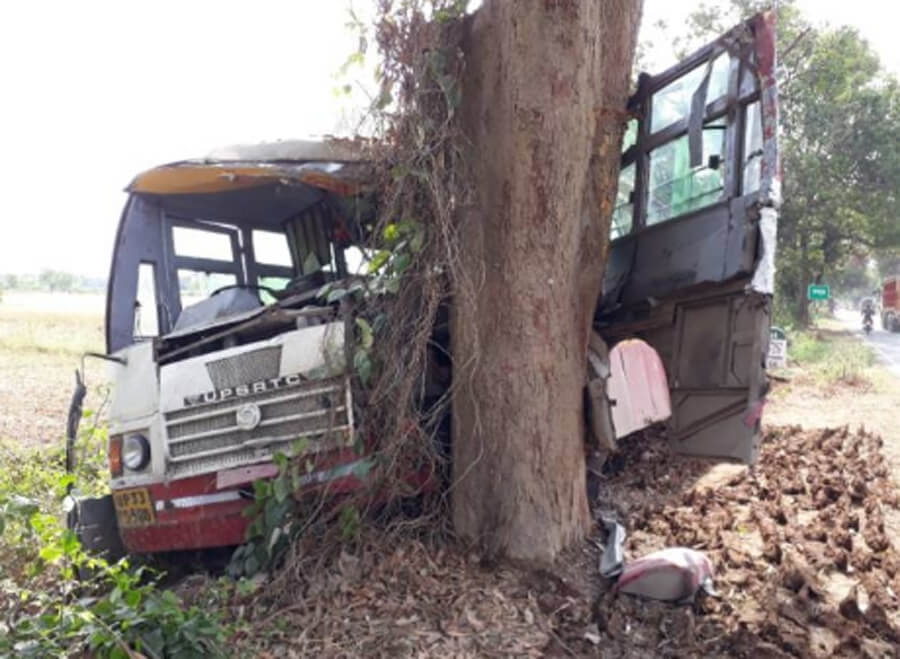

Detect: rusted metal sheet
[127,140,370,197]
[754,11,781,209]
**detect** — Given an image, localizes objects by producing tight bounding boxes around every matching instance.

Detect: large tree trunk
[451,0,642,562]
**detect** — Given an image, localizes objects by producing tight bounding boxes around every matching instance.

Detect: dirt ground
[0,292,107,446]
[214,420,899,658]
[766,360,900,550]
[207,334,900,658]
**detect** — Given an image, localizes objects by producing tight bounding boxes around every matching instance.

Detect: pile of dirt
[590,425,900,658]
[224,425,900,657]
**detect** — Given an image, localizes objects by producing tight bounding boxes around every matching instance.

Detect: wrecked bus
[68,13,779,556]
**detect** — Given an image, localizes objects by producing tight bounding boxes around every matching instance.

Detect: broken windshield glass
[622,119,638,152]
[651,54,730,134]
[611,163,636,239]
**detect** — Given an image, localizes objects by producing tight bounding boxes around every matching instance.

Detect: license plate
[112,488,155,528]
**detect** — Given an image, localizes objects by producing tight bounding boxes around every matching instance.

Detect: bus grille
[163,375,353,479]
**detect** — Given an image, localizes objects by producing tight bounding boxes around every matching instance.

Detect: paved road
[835,309,900,378]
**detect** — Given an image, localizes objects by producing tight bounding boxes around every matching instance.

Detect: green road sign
[807,284,830,301]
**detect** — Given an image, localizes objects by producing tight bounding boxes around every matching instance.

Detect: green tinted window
[647,119,726,225]
[259,276,291,304]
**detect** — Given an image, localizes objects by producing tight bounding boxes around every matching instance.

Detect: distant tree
[833,252,877,298]
[38,269,76,293]
[876,249,900,279]
[2,274,19,290]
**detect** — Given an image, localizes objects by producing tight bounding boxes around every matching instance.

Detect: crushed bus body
[68,12,779,557]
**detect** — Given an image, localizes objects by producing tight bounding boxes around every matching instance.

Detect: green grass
[0,426,229,657]
[0,310,103,357]
[785,327,875,387]
[0,291,105,357]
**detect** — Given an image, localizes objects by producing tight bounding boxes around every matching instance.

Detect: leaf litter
[202,424,900,657]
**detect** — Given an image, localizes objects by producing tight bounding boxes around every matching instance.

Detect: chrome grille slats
[165,379,342,422]
[165,383,344,439]
[167,427,350,463]
[167,407,348,456]
[163,374,352,479]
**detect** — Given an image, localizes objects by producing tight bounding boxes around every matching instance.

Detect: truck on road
[881,277,900,332]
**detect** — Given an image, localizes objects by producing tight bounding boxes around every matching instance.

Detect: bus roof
[127,138,370,197]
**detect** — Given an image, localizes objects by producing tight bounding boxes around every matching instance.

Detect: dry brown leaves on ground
[591,425,900,658]
[215,425,900,658]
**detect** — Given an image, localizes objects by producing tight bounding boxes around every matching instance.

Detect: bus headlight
[122,434,151,471]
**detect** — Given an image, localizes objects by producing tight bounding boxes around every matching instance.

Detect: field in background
[0,291,108,446]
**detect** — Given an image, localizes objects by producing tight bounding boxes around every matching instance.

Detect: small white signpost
[767,327,788,370]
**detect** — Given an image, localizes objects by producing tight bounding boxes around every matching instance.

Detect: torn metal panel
[586,333,616,451]
[173,287,262,334]
[601,11,779,310]
[599,513,626,578]
[607,339,671,438]
[688,50,720,168]
[603,203,752,308]
[597,12,779,465]
[128,161,369,197]
[667,290,769,462]
[750,206,778,294]
[753,11,782,209]
[599,281,769,464]
[749,11,781,294]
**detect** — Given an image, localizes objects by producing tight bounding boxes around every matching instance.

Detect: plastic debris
[598,512,626,578]
[615,547,714,602]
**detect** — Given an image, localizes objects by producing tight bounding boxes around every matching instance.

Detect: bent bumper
[114,450,386,553]
[117,473,252,553]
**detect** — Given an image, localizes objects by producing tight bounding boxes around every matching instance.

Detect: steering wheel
[209,283,280,304]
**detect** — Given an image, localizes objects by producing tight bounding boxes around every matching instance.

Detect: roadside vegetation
[0,271,106,295]
[0,309,103,357]
[783,325,875,388]
[0,296,231,656]
[0,419,230,658]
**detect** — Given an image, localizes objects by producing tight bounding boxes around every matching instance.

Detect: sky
[1,0,897,278]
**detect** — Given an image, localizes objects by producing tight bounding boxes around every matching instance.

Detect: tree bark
[452,0,642,562]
